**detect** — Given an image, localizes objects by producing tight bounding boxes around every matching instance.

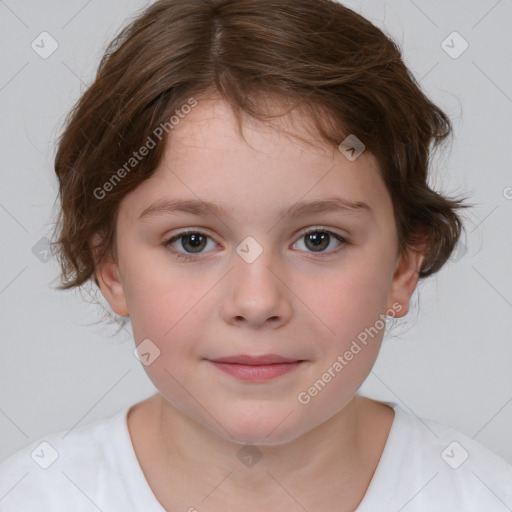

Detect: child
[1,0,511,510]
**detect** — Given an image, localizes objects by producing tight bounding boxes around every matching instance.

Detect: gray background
[0,0,511,467]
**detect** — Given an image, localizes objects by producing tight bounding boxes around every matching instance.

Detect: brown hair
[51,0,472,324]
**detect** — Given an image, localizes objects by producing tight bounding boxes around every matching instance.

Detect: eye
[163,228,350,262]
[292,228,349,255]
[163,231,218,261]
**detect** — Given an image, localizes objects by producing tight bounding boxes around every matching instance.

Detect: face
[97,96,421,445]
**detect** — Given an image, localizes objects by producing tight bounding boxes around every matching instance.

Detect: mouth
[206,354,305,381]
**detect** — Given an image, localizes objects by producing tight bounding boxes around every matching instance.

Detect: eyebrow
[137,197,373,221]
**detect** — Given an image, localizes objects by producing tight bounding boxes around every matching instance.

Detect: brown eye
[304,232,330,252]
[164,231,216,259]
[293,229,348,254]
[179,233,207,253]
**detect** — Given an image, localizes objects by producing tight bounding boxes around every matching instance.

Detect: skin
[95,96,424,511]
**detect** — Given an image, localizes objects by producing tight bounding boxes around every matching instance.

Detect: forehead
[170,96,339,161]
[119,97,393,227]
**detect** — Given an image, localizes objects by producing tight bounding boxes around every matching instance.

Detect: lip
[208,354,302,365]
[206,354,305,382]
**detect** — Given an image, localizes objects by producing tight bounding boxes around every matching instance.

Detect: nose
[221,243,293,329]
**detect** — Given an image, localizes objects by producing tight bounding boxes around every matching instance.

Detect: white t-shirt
[1,401,511,511]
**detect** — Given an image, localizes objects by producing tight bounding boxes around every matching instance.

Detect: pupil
[184,233,205,252]
[307,232,329,251]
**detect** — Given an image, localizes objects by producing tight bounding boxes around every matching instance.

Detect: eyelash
[163,228,351,262]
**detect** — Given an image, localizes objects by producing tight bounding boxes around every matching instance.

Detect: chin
[219,426,303,447]
[210,407,310,447]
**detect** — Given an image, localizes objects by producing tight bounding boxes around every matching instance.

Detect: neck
[128,393,394,512]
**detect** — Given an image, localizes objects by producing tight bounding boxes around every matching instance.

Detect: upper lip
[208,354,302,365]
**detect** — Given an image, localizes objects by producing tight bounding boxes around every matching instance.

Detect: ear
[91,234,129,317]
[386,244,425,318]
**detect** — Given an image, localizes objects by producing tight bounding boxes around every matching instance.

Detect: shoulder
[0,406,131,512]
[359,401,512,511]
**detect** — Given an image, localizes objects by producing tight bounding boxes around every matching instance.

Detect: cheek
[302,255,392,347]
[292,265,391,419]
[126,268,209,403]
[122,256,207,346]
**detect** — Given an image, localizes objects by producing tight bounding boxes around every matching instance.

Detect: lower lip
[208,361,303,381]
